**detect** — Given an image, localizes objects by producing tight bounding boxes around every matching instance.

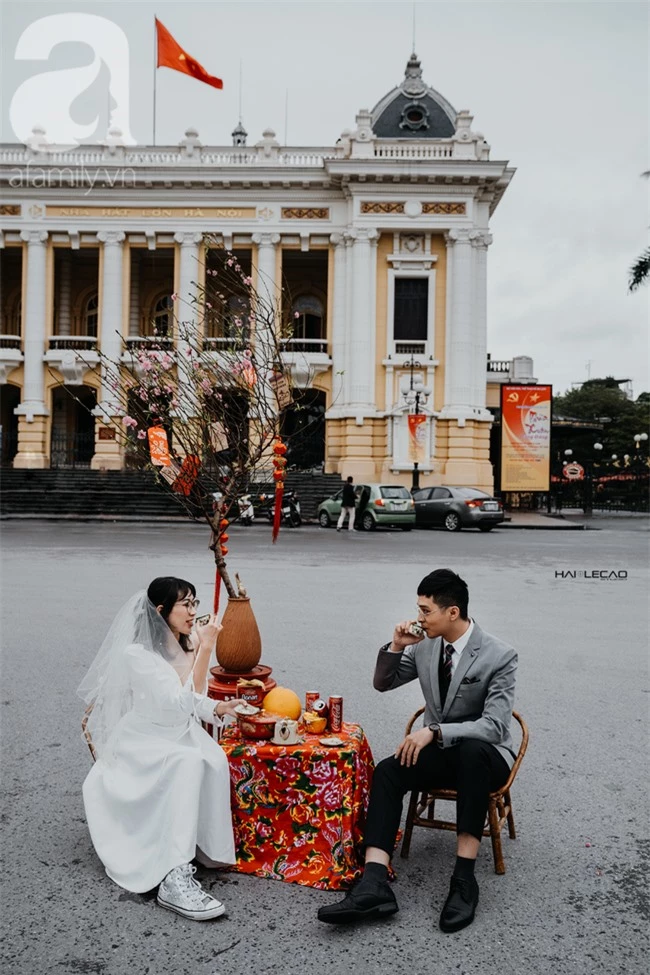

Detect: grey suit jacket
[373,622,518,768]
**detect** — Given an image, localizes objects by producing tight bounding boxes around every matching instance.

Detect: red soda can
[328,695,343,733]
[305,691,320,713]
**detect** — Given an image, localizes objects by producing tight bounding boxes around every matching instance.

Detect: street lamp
[400,355,431,491]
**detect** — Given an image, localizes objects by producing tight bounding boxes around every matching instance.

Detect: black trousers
[363,739,511,855]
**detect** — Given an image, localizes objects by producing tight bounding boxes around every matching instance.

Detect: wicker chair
[81,705,97,763]
[400,708,528,874]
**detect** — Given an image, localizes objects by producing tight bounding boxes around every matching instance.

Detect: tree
[628,170,650,292]
[62,241,308,608]
[628,247,650,293]
[553,378,650,458]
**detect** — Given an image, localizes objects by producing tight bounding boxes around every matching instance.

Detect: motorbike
[236,493,255,526]
[259,490,302,528]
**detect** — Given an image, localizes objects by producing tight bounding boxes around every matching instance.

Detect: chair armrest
[405,706,425,736]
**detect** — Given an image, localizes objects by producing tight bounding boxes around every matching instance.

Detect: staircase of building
[0,469,343,521]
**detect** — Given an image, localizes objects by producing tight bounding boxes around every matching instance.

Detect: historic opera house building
[0,55,533,489]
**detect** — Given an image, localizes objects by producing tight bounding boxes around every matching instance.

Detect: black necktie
[439,643,454,706]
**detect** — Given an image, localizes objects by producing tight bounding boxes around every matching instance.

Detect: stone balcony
[44,335,99,384]
[0,334,23,383]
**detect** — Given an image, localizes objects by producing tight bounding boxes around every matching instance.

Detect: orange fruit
[262,686,302,720]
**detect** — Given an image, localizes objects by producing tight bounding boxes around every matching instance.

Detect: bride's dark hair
[147,576,196,653]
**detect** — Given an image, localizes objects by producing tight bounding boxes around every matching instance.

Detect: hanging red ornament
[272,437,286,543]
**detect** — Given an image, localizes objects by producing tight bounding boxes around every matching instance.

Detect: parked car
[413,486,505,532]
[318,483,415,531]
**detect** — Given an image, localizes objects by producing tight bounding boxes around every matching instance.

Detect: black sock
[363,861,388,883]
[453,856,476,880]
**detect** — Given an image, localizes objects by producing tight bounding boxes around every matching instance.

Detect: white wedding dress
[82,643,236,893]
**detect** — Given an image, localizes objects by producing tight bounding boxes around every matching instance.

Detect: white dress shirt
[443,619,474,675]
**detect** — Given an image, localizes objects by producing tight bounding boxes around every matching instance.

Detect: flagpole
[153,20,157,145]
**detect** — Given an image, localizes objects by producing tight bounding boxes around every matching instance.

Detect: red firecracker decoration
[271,437,287,543]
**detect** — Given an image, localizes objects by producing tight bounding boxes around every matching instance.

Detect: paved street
[1,521,648,975]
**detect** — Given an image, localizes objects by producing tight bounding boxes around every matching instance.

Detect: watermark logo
[9,12,136,148]
[8,162,137,196]
[554,569,628,581]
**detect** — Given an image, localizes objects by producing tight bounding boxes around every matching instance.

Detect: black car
[413,486,505,532]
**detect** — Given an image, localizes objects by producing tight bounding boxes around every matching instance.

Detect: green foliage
[628,246,650,292]
[553,378,649,457]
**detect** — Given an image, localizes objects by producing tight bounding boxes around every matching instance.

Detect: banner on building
[500,384,552,491]
[407,414,427,463]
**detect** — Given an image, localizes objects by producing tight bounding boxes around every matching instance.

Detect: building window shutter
[393,278,428,341]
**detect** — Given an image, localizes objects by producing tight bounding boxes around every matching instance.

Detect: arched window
[206,294,249,344]
[83,293,99,336]
[291,295,324,340]
[152,294,173,336]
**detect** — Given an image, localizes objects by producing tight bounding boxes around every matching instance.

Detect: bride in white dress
[78,576,240,920]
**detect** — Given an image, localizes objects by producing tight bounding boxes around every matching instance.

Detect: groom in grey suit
[318,568,517,933]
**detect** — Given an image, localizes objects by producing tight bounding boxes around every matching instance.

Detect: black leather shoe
[317,879,398,924]
[439,876,479,933]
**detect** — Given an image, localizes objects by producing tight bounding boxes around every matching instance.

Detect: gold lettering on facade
[45,206,256,219]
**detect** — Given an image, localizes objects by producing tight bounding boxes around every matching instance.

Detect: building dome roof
[371,53,456,139]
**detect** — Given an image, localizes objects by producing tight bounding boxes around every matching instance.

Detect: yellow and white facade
[0,55,516,490]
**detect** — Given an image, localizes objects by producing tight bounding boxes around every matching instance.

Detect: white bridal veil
[77,590,194,757]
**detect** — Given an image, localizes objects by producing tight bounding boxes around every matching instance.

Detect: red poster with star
[500,384,552,491]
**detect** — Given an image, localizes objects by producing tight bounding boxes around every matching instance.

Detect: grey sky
[1,0,648,397]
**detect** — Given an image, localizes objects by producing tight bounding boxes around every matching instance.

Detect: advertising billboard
[500,385,552,492]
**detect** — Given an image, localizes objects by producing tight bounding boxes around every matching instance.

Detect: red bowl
[236,709,278,740]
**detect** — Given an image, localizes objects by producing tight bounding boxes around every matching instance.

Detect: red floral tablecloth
[220,722,374,889]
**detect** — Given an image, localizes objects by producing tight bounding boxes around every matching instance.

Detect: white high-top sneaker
[157,863,226,920]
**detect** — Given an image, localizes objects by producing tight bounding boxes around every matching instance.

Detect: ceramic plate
[319,737,345,746]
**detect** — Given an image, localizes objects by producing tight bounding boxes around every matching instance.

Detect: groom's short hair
[417,569,469,619]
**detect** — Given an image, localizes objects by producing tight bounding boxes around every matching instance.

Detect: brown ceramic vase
[216,596,262,672]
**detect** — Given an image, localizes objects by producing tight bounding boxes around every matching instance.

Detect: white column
[174,232,202,417]
[348,227,378,412]
[252,233,281,427]
[129,247,139,336]
[343,232,355,405]
[58,252,71,336]
[96,231,125,414]
[471,231,492,415]
[328,233,347,408]
[16,230,48,419]
[174,232,202,334]
[439,229,474,420]
[252,232,280,312]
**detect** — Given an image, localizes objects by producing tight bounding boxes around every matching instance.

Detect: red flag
[155,18,223,90]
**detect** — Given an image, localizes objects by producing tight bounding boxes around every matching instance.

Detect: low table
[220,722,374,890]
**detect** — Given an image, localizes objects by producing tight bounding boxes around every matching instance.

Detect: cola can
[328,695,343,733]
[305,691,320,713]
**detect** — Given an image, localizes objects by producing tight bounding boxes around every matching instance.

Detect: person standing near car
[337,476,356,532]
